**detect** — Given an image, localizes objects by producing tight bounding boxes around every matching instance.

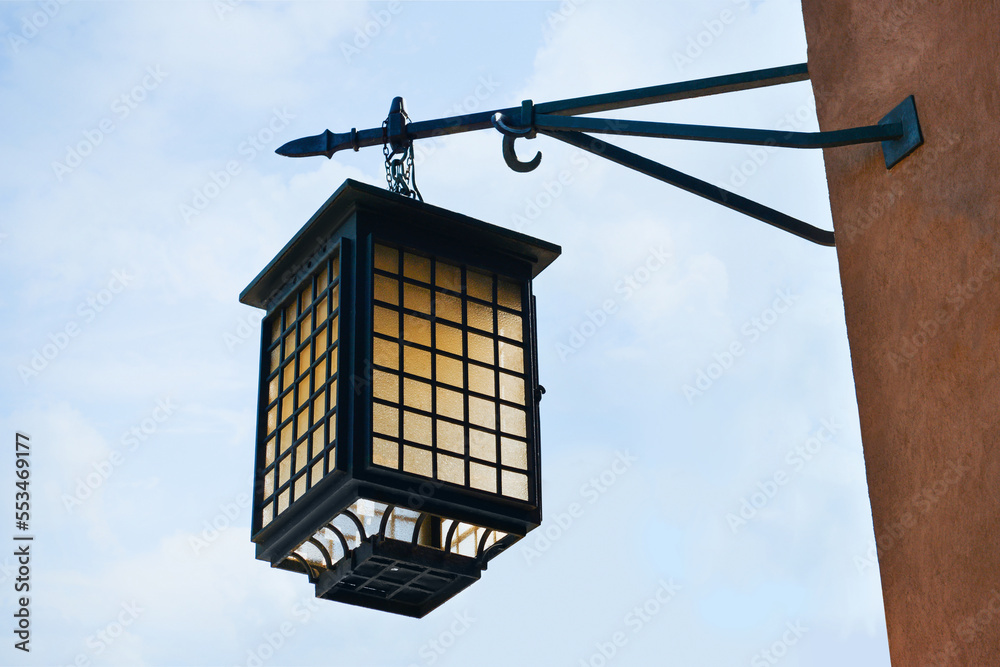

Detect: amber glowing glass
[369,243,531,501]
[257,249,341,528]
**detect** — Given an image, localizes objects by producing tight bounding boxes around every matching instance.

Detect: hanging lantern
[240,179,560,617]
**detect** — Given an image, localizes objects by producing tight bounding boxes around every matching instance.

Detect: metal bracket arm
[276,63,924,246]
[540,129,836,247]
[277,64,814,158]
[529,114,903,150]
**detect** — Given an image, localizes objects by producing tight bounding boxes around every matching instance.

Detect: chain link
[382,119,422,202]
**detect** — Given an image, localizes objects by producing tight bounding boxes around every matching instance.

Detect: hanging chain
[382,118,423,202]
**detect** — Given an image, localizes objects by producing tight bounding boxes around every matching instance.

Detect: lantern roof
[240,179,561,310]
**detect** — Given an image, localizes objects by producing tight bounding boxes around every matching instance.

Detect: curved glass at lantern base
[274,499,518,618]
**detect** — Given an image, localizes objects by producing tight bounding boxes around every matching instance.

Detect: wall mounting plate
[880,95,924,169]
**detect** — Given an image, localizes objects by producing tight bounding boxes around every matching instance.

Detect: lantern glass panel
[370,241,534,502]
[257,250,341,529]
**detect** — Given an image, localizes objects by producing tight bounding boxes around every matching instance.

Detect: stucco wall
[800,1,1000,664]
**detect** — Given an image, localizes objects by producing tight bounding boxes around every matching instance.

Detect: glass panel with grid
[258,250,341,529]
[371,242,533,502]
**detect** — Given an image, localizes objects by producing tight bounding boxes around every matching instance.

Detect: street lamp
[244,62,922,617]
[240,179,560,617]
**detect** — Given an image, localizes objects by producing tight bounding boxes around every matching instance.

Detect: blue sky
[0,1,892,665]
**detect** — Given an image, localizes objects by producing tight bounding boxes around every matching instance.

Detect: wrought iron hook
[502,134,542,173]
[492,113,542,172]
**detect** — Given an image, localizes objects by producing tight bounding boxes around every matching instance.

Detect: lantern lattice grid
[240,179,560,617]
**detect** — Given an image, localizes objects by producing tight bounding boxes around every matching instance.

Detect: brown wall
[800,0,1000,664]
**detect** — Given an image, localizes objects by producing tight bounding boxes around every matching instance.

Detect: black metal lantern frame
[240,179,560,617]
